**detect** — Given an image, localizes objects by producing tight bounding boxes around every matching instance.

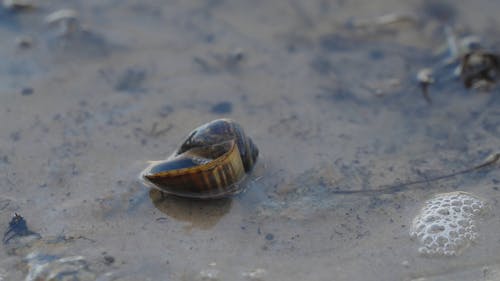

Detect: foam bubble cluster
[410,191,487,256]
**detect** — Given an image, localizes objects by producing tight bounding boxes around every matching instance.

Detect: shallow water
[1,0,500,280]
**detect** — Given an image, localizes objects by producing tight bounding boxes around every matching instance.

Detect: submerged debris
[44,8,110,57]
[417,68,434,104]
[15,35,34,49]
[420,0,457,23]
[460,51,500,90]
[418,27,500,93]
[2,0,34,11]
[442,29,500,91]
[211,101,233,114]
[114,68,147,93]
[20,87,34,96]
[193,48,246,73]
[242,268,267,280]
[45,9,80,36]
[3,213,41,244]
[24,253,96,281]
[458,36,482,55]
[352,12,419,29]
[440,28,483,66]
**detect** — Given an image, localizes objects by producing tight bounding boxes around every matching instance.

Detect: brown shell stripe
[211,166,222,194]
[228,160,243,189]
[203,168,218,192]
[191,169,207,193]
[218,164,230,193]
[224,163,234,188]
[197,170,209,193]
[210,166,223,194]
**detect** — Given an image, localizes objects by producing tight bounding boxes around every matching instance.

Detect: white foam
[410,191,487,256]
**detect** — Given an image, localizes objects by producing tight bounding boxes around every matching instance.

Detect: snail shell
[141,119,259,199]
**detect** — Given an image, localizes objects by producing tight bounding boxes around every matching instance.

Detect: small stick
[330,152,500,195]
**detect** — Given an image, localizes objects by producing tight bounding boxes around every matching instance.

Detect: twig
[330,152,500,195]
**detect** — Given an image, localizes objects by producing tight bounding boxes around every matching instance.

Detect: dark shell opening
[148,158,200,174]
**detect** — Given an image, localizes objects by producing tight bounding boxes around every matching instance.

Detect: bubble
[428,224,445,233]
[423,236,433,244]
[436,236,448,245]
[463,206,473,213]
[424,215,438,222]
[437,208,450,215]
[417,224,425,232]
[409,191,487,256]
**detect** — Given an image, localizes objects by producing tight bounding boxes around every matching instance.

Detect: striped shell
[141,119,259,199]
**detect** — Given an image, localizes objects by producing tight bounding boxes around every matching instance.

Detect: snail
[141,119,259,199]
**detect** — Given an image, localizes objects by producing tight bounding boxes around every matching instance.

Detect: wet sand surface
[1,0,500,280]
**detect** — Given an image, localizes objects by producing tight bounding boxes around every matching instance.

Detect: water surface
[1,0,500,280]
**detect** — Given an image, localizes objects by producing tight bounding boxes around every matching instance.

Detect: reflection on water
[149,189,232,230]
[25,253,96,281]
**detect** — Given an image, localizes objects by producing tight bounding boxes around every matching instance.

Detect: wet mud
[1,0,500,280]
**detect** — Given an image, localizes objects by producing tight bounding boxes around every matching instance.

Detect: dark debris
[20,87,34,96]
[115,68,147,93]
[3,213,41,244]
[420,0,457,23]
[310,56,334,76]
[211,101,233,114]
[265,233,275,241]
[460,51,500,90]
[103,255,115,265]
[193,49,245,74]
